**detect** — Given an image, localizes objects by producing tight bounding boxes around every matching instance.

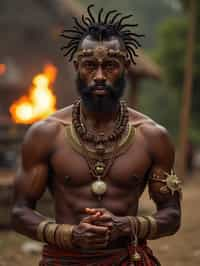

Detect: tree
[156,1,200,144]
[178,0,196,177]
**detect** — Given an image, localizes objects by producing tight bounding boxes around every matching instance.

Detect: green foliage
[156,17,188,87]
[154,1,200,144]
[139,79,180,142]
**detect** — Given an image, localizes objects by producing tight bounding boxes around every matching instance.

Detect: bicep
[147,127,181,208]
[14,163,48,208]
[13,123,50,209]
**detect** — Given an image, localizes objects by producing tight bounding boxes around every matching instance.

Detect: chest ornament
[91,178,108,196]
[66,99,135,200]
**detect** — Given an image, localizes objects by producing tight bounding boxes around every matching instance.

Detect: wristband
[37,220,74,248]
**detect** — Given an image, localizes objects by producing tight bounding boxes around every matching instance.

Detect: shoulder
[24,105,73,143]
[23,118,58,147]
[22,105,73,156]
[128,107,171,141]
[48,105,73,125]
[128,108,175,163]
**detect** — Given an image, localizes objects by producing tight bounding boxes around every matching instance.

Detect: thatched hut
[127,50,161,108]
[0,0,160,114]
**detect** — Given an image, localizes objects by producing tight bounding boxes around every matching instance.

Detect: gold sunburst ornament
[165,170,182,195]
[150,169,182,198]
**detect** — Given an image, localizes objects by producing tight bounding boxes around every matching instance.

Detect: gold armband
[37,221,74,248]
[136,216,157,240]
[149,168,182,198]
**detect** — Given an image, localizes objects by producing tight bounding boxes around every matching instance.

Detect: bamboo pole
[177,0,196,178]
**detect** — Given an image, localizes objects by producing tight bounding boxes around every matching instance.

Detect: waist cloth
[39,241,161,266]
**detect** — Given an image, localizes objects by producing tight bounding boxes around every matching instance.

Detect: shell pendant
[91,178,107,199]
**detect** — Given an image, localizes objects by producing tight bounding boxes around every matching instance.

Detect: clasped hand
[72,208,129,250]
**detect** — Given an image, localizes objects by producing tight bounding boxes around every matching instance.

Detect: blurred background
[0,0,199,265]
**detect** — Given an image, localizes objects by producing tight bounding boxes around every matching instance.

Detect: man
[12,5,182,266]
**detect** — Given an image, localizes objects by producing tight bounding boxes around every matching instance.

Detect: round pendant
[91,180,107,196]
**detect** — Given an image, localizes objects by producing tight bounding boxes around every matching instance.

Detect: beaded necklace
[72,99,129,200]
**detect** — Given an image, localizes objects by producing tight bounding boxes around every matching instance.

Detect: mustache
[81,81,114,95]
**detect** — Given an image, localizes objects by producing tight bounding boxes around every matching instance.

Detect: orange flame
[10,64,57,124]
[0,64,6,75]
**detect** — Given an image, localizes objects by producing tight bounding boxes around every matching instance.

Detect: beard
[76,73,126,113]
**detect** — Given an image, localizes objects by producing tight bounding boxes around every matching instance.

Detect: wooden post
[177,0,196,177]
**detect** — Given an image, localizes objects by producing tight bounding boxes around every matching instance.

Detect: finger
[80,223,108,234]
[83,239,108,250]
[81,214,101,224]
[83,214,111,225]
[92,215,113,227]
[93,220,113,228]
[85,208,100,215]
[85,208,105,215]
[85,208,106,212]
[87,232,110,241]
[94,214,112,222]
[88,224,108,234]
[87,236,108,243]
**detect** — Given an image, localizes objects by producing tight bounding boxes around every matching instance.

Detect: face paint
[75,46,128,63]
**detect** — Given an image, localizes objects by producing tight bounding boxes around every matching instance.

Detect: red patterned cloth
[39,242,161,266]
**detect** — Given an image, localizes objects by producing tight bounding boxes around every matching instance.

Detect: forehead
[79,35,123,51]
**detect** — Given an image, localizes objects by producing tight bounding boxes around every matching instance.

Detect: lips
[93,86,108,95]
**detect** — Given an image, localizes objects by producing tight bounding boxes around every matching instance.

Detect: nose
[94,66,106,83]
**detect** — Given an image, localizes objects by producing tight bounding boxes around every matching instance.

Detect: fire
[0,64,6,75]
[10,64,57,124]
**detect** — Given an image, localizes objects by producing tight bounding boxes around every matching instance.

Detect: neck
[80,100,120,131]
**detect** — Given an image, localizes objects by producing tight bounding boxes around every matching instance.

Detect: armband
[127,216,157,241]
[149,168,182,198]
[37,220,74,248]
[136,216,157,240]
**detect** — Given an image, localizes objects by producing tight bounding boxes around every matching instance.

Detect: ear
[124,59,131,72]
[73,60,79,71]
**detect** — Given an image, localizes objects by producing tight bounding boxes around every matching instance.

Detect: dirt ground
[0,173,200,266]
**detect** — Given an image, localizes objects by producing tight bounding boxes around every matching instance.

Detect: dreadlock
[60,5,144,64]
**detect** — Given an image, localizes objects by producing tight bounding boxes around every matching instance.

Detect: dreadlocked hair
[60,5,144,64]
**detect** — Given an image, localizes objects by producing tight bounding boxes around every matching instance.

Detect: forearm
[151,204,181,239]
[12,205,74,248]
[113,207,181,241]
[11,205,47,240]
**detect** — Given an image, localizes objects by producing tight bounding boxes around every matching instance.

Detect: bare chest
[49,128,152,193]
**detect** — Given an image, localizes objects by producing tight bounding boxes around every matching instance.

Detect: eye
[103,61,119,71]
[83,61,97,71]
